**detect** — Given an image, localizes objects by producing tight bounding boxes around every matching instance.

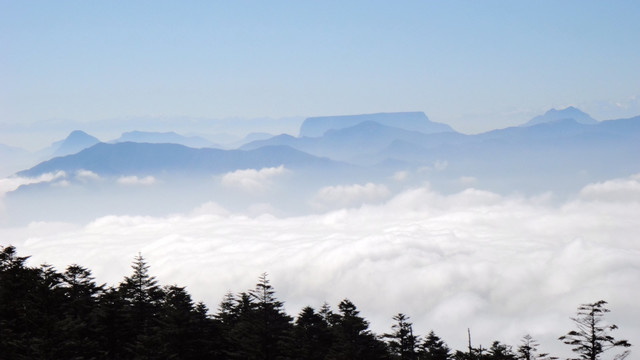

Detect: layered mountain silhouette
[522,106,597,127]
[299,112,454,137]
[13,109,640,195]
[18,142,348,177]
[113,131,218,148]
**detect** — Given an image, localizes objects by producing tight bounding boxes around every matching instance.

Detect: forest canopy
[0,245,631,360]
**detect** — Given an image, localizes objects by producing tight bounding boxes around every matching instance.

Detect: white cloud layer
[312,183,391,210]
[2,174,640,358]
[0,171,66,197]
[117,175,156,186]
[75,169,100,182]
[221,165,288,192]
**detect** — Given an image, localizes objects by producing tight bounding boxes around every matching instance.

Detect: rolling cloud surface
[1,174,639,357]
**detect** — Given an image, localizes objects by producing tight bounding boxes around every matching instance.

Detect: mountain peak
[53,130,101,157]
[523,107,597,127]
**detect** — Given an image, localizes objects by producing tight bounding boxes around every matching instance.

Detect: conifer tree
[57,264,104,358]
[516,334,556,360]
[327,299,387,359]
[486,341,516,360]
[559,300,631,360]
[290,305,333,359]
[385,313,419,359]
[419,330,452,360]
[119,253,165,359]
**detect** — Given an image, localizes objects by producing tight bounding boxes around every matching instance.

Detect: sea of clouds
[1,173,639,357]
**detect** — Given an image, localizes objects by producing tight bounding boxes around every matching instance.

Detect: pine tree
[327,299,388,359]
[419,330,452,360]
[57,264,104,358]
[119,253,165,359]
[384,313,419,359]
[516,334,556,360]
[289,305,333,359]
[486,341,516,360]
[247,273,293,360]
[0,246,42,359]
[559,300,631,360]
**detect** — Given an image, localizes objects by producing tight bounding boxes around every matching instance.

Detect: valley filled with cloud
[2,170,638,356]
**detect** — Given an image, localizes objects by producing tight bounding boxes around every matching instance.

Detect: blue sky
[1,0,639,132]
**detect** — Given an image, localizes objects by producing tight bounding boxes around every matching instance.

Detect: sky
[2,0,640,134]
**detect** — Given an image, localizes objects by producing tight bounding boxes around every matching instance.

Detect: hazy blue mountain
[243,121,466,164]
[51,130,101,157]
[373,116,640,192]
[299,112,454,137]
[113,130,218,148]
[522,106,597,127]
[18,142,348,177]
[228,132,276,148]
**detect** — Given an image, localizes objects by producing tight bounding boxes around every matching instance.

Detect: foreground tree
[559,300,631,360]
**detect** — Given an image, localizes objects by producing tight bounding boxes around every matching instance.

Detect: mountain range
[9,108,640,195]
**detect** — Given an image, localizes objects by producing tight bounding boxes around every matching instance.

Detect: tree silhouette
[517,334,556,360]
[327,298,387,359]
[384,313,419,359]
[289,305,333,359]
[419,330,452,360]
[559,300,631,360]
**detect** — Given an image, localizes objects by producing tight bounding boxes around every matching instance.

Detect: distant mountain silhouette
[52,130,101,157]
[522,106,597,127]
[299,112,454,137]
[18,142,348,177]
[243,121,466,163]
[113,131,218,148]
[227,132,275,148]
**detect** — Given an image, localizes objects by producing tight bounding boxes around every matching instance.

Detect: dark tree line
[0,245,632,359]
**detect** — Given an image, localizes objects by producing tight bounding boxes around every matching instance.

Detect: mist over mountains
[2,107,639,222]
[2,108,640,357]
[8,108,638,203]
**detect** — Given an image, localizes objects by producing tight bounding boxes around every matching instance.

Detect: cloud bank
[312,183,391,210]
[117,175,156,186]
[221,165,289,192]
[2,175,639,358]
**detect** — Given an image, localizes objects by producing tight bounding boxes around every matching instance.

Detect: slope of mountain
[18,142,348,177]
[225,132,278,149]
[51,130,101,157]
[522,106,597,127]
[113,131,218,148]
[299,112,454,137]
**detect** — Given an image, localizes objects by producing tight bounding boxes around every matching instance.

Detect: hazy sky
[2,1,640,133]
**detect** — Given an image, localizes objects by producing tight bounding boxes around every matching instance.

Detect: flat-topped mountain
[299,112,454,137]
